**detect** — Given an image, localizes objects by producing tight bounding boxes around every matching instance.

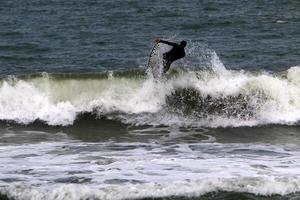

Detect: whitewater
[1,65,300,128]
[1,137,300,200]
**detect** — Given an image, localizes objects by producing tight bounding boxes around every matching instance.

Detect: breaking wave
[1,178,300,200]
[1,65,300,127]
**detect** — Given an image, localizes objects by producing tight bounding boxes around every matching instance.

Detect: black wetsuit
[159,40,186,73]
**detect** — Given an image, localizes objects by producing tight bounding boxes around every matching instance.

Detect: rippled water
[1,0,299,75]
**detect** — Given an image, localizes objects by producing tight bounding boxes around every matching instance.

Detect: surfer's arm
[159,40,176,47]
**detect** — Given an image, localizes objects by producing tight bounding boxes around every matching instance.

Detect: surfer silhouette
[155,38,186,73]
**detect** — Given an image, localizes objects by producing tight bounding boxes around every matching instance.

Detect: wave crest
[1,67,300,127]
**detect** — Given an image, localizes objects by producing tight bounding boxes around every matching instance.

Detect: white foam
[1,142,300,199]
[0,80,77,125]
[1,66,300,127]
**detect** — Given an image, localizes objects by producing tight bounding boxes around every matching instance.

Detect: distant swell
[1,66,300,128]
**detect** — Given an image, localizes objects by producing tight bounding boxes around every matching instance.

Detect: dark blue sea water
[0,1,300,200]
[1,0,299,75]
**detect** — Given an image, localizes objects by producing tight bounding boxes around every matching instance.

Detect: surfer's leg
[163,60,171,73]
[162,53,171,73]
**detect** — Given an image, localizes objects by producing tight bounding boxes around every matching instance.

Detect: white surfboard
[147,43,170,79]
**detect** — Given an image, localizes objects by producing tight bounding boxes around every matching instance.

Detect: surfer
[155,38,186,73]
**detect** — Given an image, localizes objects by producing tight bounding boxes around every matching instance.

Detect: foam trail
[1,142,300,199]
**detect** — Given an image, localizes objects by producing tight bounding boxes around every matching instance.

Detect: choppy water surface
[1,0,299,74]
[0,0,300,200]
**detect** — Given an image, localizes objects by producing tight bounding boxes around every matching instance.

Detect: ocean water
[0,0,300,200]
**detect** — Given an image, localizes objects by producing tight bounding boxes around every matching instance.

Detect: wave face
[1,66,300,127]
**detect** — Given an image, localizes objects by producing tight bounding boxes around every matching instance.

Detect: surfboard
[147,43,170,79]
